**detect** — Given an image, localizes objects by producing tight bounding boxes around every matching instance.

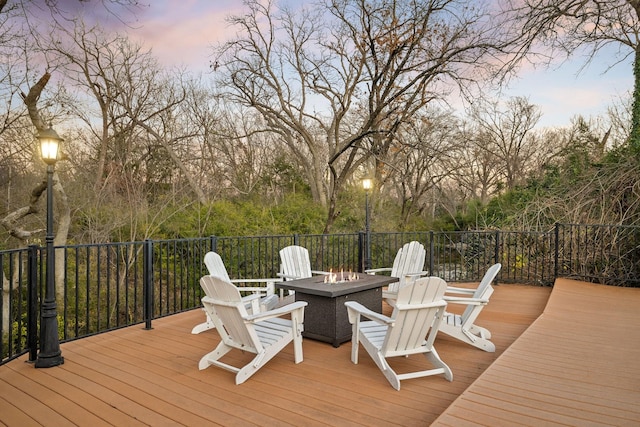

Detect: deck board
[433,279,640,427]
[0,282,583,426]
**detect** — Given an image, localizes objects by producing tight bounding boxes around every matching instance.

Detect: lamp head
[362,178,373,191]
[38,127,64,165]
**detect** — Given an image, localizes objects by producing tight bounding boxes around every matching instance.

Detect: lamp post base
[34,353,64,368]
[35,298,64,369]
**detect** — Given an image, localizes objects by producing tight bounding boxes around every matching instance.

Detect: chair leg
[293,334,304,364]
[469,324,492,339]
[199,341,233,370]
[425,348,453,382]
[191,311,216,334]
[439,323,496,352]
[350,329,360,364]
[236,350,268,385]
[292,312,305,364]
[236,336,292,384]
[461,327,496,352]
[375,352,401,391]
[469,336,495,352]
[358,338,401,390]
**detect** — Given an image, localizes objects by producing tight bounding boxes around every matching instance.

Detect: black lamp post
[362,178,372,271]
[35,126,64,368]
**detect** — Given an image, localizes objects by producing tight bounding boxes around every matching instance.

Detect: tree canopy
[504,0,640,153]
[0,0,637,253]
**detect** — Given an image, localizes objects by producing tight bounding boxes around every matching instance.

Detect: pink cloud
[48,0,244,72]
[42,0,631,128]
[126,0,245,71]
[506,64,631,127]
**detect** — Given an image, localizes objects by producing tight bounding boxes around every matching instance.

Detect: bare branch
[20,72,50,131]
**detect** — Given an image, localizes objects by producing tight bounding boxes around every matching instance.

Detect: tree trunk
[1,275,9,335]
[53,173,71,301]
[22,71,71,302]
[629,43,640,155]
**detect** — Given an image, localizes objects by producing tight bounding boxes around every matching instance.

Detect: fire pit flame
[324,269,359,284]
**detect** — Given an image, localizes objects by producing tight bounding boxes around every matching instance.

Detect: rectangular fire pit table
[277,274,397,347]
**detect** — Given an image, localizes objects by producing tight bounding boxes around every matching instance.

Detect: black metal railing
[1,224,639,365]
[555,224,640,285]
[0,247,36,365]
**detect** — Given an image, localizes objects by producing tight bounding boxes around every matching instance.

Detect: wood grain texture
[433,279,640,427]
[1,283,556,426]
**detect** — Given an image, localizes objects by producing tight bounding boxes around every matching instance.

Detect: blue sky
[503,49,633,128]
[96,0,634,130]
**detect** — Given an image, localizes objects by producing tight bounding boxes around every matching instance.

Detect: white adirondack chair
[345,276,453,391]
[366,241,427,305]
[204,251,278,299]
[277,245,331,280]
[439,264,501,352]
[445,263,501,297]
[198,276,307,385]
[277,245,329,296]
[191,252,279,334]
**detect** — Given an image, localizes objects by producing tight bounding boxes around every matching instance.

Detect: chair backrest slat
[279,245,312,279]
[200,276,261,352]
[204,252,232,283]
[460,263,501,321]
[383,277,447,354]
[461,284,494,327]
[392,241,426,279]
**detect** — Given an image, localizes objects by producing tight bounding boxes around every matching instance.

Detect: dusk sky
[75,0,634,129]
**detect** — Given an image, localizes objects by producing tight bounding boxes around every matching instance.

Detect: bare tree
[450,125,504,206]
[0,1,143,317]
[204,106,282,197]
[504,0,640,153]
[606,94,632,149]
[214,0,517,231]
[384,109,462,228]
[477,113,637,229]
[468,96,542,191]
[43,20,211,209]
[215,0,336,210]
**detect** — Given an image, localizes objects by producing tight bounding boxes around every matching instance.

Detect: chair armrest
[235,286,270,294]
[344,301,393,325]
[232,278,278,296]
[445,286,476,295]
[382,290,398,300]
[277,272,300,280]
[403,271,429,278]
[239,293,262,313]
[399,271,429,283]
[443,296,488,306]
[231,278,278,284]
[276,271,329,280]
[240,294,262,303]
[245,301,308,322]
[364,267,392,275]
[311,270,331,275]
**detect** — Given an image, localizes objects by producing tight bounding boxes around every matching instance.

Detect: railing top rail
[2,225,639,365]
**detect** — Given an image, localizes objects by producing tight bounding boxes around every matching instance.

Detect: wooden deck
[434,279,640,426]
[0,279,634,426]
